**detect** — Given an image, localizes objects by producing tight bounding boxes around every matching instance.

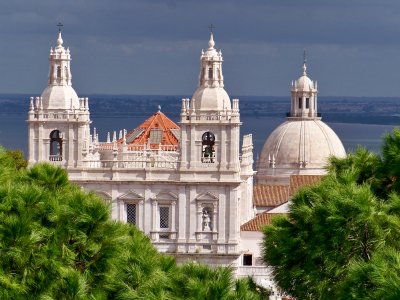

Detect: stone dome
[41,85,80,110]
[192,87,231,111]
[257,119,346,180]
[295,75,314,91]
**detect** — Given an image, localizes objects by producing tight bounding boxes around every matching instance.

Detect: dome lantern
[289,50,318,119]
[189,27,231,112]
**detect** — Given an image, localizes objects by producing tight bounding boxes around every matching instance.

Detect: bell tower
[179,30,241,177]
[27,25,91,168]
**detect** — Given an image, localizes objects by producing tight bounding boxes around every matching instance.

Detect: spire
[56,22,64,49]
[302,49,307,76]
[289,50,318,119]
[198,26,224,88]
[48,23,72,86]
[208,24,216,49]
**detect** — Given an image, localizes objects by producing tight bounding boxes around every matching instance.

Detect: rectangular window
[306,98,310,109]
[126,204,137,225]
[243,254,253,266]
[159,206,170,229]
[298,98,302,109]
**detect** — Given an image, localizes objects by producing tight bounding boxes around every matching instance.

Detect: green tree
[0,156,264,299]
[263,129,400,299]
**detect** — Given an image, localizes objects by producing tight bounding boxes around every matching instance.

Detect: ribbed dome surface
[192,87,231,111]
[257,119,346,178]
[295,75,314,91]
[41,85,80,110]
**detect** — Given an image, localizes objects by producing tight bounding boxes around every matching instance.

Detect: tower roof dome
[190,31,231,112]
[192,86,231,111]
[295,74,315,91]
[41,27,79,110]
[41,85,79,110]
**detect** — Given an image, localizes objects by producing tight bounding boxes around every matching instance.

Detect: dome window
[56,66,61,79]
[49,130,62,161]
[202,131,215,163]
[306,98,310,109]
[208,67,213,79]
[298,98,302,109]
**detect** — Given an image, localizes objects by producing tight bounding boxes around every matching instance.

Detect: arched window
[49,130,62,161]
[208,67,213,79]
[56,66,61,78]
[202,132,215,163]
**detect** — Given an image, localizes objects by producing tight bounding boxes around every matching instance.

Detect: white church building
[27,28,346,295]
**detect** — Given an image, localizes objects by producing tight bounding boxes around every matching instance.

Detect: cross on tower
[57,22,63,32]
[303,49,307,64]
[208,24,216,33]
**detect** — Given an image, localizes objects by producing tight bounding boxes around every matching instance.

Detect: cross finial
[302,49,307,75]
[57,22,63,33]
[208,24,216,33]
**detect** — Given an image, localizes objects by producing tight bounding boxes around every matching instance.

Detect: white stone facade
[28,31,255,271]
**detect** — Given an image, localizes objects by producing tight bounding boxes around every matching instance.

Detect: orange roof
[119,111,180,148]
[253,185,289,207]
[241,212,287,231]
[289,175,323,196]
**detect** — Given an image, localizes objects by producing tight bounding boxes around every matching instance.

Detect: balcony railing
[82,159,178,170]
[49,155,63,161]
[286,112,321,118]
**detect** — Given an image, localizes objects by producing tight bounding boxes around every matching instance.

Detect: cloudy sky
[1,0,400,96]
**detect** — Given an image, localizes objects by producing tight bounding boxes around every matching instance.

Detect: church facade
[27,29,347,296]
[28,30,255,269]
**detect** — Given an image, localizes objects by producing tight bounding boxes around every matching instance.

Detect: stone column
[138,200,144,230]
[68,123,74,167]
[177,185,186,242]
[151,200,158,241]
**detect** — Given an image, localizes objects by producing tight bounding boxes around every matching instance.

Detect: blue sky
[1,0,400,96]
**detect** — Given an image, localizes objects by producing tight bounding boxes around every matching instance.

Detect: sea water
[1,94,398,157]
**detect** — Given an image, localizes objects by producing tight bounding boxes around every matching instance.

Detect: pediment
[94,191,112,203]
[196,192,218,202]
[117,190,144,201]
[154,191,178,201]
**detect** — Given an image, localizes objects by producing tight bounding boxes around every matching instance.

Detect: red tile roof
[119,111,180,150]
[241,212,287,231]
[253,185,289,207]
[289,175,323,196]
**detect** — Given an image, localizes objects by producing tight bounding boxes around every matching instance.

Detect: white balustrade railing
[49,155,63,161]
[82,159,178,170]
[98,143,179,152]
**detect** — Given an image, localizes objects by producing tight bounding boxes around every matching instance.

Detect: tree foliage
[0,148,263,299]
[263,128,400,299]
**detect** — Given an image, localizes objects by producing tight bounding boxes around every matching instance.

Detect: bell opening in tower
[49,130,63,161]
[201,131,215,163]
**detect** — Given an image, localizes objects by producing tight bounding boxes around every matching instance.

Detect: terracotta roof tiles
[241,212,287,231]
[289,175,323,196]
[253,185,289,207]
[118,111,180,149]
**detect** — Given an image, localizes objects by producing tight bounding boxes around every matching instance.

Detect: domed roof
[257,119,346,179]
[41,85,80,110]
[192,87,231,111]
[295,75,315,91]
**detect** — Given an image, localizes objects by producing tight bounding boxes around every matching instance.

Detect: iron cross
[57,22,63,32]
[208,24,216,33]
